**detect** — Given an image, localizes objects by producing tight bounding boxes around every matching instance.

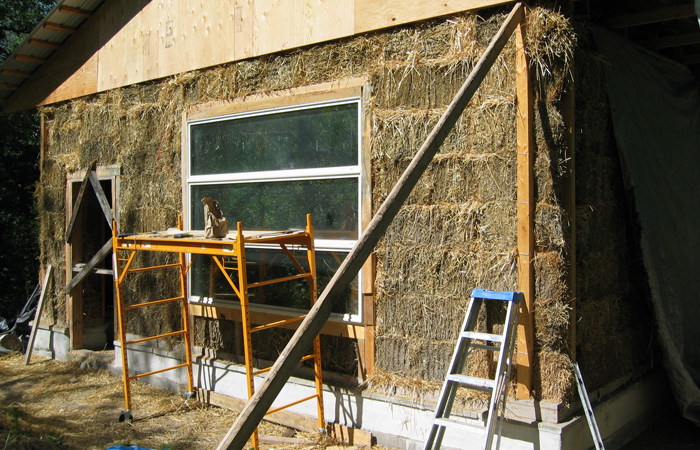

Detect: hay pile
[36,3,650,406]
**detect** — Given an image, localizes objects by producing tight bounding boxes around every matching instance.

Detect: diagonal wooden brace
[215,3,526,449]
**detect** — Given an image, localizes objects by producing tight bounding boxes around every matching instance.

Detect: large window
[186,97,363,322]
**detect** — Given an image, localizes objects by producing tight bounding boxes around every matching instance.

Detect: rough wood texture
[24,265,53,365]
[216,4,525,449]
[354,0,512,33]
[65,160,97,242]
[515,13,534,399]
[65,238,113,292]
[4,0,515,112]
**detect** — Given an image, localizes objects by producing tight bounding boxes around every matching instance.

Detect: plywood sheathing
[36,6,651,404]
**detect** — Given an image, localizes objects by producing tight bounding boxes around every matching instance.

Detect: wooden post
[24,265,53,364]
[562,78,576,362]
[216,4,526,449]
[515,10,535,399]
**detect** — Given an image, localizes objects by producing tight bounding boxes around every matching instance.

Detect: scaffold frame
[112,214,324,447]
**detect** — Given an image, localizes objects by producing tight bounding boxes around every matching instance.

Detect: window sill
[188,298,369,340]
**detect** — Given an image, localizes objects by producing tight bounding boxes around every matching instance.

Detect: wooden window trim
[182,78,376,377]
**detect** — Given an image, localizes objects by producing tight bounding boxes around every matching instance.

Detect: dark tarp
[591,25,700,425]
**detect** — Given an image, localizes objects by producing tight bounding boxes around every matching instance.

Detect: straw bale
[525,8,575,89]
[576,295,636,388]
[533,350,573,402]
[534,251,570,353]
[35,5,648,401]
[375,335,459,380]
[535,203,567,251]
[194,316,238,354]
[570,30,654,392]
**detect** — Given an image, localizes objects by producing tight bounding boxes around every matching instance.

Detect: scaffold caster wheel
[118,410,133,423]
[184,391,196,400]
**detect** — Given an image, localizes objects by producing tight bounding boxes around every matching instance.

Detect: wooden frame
[64,165,120,350]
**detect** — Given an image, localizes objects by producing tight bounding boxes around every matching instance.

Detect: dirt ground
[0,352,350,450]
[6,350,698,450]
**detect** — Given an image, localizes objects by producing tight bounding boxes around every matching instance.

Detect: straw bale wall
[571,29,654,391]
[35,4,651,404]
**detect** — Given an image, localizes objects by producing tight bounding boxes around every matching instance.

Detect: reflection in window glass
[191,249,358,316]
[191,178,358,240]
[190,103,358,175]
[187,98,362,320]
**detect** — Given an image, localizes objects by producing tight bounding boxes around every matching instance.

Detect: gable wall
[35,5,652,404]
[5,0,513,111]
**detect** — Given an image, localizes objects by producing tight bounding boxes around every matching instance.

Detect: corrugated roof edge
[0,0,105,111]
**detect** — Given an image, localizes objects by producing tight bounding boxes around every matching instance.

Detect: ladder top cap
[471,289,523,303]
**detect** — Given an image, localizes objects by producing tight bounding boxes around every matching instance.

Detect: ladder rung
[127,362,190,381]
[461,331,504,343]
[123,295,185,310]
[447,374,494,391]
[126,329,186,345]
[470,343,501,351]
[434,417,477,432]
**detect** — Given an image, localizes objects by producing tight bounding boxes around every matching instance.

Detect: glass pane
[191,249,358,316]
[190,102,358,175]
[191,178,358,240]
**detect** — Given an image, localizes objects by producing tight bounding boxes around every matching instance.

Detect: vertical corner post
[515,7,535,400]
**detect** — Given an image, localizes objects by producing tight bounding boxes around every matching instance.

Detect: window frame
[183,80,371,326]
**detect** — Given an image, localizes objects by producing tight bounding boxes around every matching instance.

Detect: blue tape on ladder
[471,289,523,303]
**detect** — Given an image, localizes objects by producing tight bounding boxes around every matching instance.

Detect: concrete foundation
[32,325,669,449]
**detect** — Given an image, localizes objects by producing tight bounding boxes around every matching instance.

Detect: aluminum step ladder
[425,289,523,450]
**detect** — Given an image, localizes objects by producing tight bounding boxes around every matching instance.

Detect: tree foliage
[0,0,55,60]
[0,0,56,320]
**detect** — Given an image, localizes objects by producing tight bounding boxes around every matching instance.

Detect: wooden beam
[27,38,60,49]
[215,4,526,449]
[88,171,115,228]
[24,265,53,364]
[65,160,97,242]
[607,4,696,29]
[0,83,18,91]
[354,0,515,34]
[562,78,576,363]
[66,238,113,292]
[515,9,534,400]
[59,5,92,18]
[189,303,367,340]
[1,69,31,78]
[44,22,77,34]
[15,54,47,64]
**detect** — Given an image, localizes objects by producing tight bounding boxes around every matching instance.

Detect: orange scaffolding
[112,215,324,447]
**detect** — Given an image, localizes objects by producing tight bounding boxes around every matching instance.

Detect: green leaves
[0,0,55,319]
[0,0,55,61]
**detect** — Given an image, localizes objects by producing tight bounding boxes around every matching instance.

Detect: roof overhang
[2,0,699,113]
[0,0,106,109]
